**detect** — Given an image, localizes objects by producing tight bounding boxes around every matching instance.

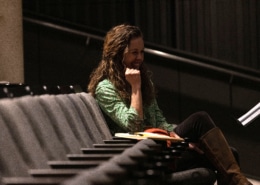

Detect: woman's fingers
[125,68,141,88]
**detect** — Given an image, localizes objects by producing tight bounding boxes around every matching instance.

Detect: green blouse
[95,79,175,134]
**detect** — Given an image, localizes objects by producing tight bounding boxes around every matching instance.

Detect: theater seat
[0,92,217,185]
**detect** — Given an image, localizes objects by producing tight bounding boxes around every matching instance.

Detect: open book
[115,132,184,142]
[237,102,260,126]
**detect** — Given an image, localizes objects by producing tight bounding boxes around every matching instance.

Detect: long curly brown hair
[88,24,155,106]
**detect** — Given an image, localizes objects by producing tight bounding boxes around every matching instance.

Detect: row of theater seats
[0,83,84,98]
[0,85,217,184]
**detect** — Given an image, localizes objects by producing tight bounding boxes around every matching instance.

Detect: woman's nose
[136,52,143,60]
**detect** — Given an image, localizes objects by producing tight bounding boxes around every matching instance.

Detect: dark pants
[173,111,216,171]
[174,111,216,142]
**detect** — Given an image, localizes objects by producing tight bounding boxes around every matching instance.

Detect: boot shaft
[200,127,252,185]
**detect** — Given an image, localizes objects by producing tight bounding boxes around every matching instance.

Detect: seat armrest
[93,143,135,148]
[48,160,104,169]
[2,177,67,185]
[81,148,125,154]
[67,153,117,160]
[103,139,137,144]
[29,169,81,177]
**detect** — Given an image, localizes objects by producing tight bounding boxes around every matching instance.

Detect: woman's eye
[130,50,144,56]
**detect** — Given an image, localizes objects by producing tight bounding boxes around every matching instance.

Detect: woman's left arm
[152,99,175,131]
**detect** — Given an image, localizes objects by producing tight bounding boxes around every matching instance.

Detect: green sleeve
[95,80,140,132]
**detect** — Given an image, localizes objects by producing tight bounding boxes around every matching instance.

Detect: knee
[193,111,216,127]
[193,111,210,119]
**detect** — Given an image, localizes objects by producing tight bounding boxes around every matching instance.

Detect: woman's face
[123,37,144,69]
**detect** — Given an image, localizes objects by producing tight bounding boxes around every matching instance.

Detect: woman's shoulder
[97,79,113,87]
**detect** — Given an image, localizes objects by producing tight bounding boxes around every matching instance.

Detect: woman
[88,24,252,185]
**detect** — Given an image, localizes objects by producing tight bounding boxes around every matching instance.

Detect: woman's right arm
[95,80,140,132]
[125,68,143,120]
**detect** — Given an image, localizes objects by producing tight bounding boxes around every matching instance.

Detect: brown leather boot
[199,127,252,185]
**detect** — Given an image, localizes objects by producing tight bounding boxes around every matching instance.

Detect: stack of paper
[115,132,184,142]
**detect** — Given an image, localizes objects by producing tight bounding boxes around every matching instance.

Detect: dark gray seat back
[0,92,112,177]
